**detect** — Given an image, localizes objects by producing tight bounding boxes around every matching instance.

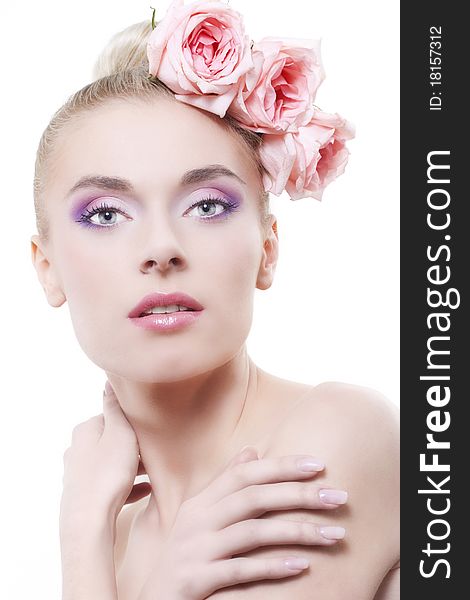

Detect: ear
[30,235,66,308]
[256,214,279,291]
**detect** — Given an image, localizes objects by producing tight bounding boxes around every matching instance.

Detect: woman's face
[35,97,277,382]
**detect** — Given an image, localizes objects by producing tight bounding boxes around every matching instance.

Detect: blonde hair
[33,19,270,241]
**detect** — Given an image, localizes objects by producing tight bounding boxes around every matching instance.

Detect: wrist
[59,498,117,543]
[60,522,118,600]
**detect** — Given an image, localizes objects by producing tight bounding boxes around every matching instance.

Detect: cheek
[186,228,261,373]
[55,238,123,365]
[56,236,123,329]
[207,226,262,318]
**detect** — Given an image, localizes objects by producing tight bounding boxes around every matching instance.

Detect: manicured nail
[320,526,346,540]
[284,557,310,570]
[297,457,325,472]
[104,380,113,395]
[319,489,348,505]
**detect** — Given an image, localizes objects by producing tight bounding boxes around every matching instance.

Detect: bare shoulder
[284,381,400,478]
[287,381,400,561]
[209,380,400,599]
[273,380,399,483]
[298,380,399,431]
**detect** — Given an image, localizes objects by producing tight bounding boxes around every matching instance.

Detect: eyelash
[75,194,238,230]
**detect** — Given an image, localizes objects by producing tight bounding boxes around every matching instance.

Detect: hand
[137,446,347,600]
[60,381,151,529]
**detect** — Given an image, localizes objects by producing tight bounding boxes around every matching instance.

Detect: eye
[76,201,129,229]
[184,195,236,220]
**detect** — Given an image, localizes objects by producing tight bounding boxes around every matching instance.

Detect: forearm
[60,510,118,600]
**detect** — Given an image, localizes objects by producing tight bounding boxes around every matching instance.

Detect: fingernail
[319,489,348,505]
[104,380,113,395]
[320,526,346,540]
[284,557,310,570]
[297,457,325,472]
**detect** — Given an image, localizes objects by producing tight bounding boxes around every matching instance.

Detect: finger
[214,481,348,529]
[102,380,129,428]
[216,518,345,557]
[226,445,259,469]
[124,482,152,505]
[208,555,311,591]
[202,454,326,506]
[194,446,259,507]
[70,415,104,444]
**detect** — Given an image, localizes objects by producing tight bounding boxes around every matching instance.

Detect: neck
[105,345,259,531]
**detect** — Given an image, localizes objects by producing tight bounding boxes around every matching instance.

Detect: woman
[30,3,399,599]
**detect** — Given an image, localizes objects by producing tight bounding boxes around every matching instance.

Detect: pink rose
[260,109,355,201]
[147,0,254,117]
[228,36,325,134]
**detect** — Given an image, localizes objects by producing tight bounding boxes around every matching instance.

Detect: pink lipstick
[128,291,204,332]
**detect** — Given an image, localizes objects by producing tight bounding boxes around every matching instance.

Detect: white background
[0,0,399,596]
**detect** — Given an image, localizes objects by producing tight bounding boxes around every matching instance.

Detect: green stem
[150,6,156,30]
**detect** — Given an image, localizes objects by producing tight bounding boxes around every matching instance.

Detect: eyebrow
[65,164,247,198]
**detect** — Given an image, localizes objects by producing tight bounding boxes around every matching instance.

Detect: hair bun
[92,20,154,80]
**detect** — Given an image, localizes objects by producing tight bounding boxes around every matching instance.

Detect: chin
[94,353,226,385]
[75,320,249,383]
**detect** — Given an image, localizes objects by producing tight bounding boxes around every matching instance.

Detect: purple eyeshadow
[70,185,243,230]
[70,195,103,222]
[188,192,241,221]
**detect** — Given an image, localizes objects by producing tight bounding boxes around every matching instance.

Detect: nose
[139,217,187,275]
[141,254,185,274]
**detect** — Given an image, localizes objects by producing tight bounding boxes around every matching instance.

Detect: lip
[128,292,204,320]
[129,310,203,332]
